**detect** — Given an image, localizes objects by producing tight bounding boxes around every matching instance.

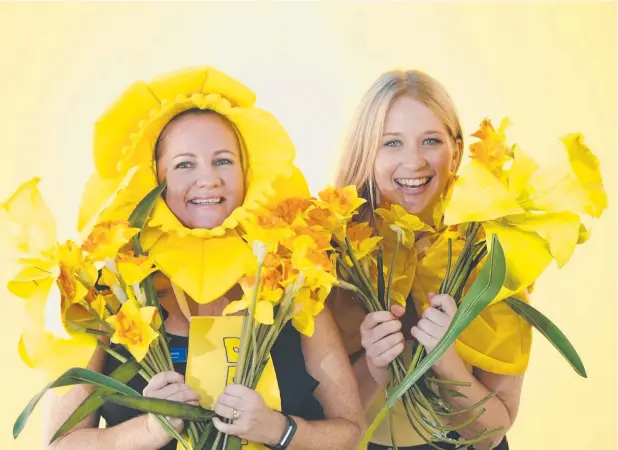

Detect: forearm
[48,415,168,450]
[432,354,511,449]
[288,416,362,450]
[352,353,387,410]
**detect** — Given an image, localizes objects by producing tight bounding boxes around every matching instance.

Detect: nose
[194,166,222,189]
[401,144,429,171]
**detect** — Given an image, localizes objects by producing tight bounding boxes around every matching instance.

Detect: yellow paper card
[181,316,282,449]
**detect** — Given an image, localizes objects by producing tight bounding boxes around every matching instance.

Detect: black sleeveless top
[100,322,324,450]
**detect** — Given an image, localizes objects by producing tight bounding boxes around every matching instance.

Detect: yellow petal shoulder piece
[78,67,309,304]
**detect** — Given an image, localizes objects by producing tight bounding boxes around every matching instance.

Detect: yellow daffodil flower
[81,220,140,262]
[375,204,433,248]
[2,179,97,382]
[291,235,338,291]
[317,185,366,221]
[445,125,607,296]
[469,117,513,179]
[305,204,345,241]
[107,299,160,362]
[222,274,279,325]
[116,252,157,286]
[271,197,313,227]
[242,213,296,253]
[345,222,383,262]
[291,287,325,337]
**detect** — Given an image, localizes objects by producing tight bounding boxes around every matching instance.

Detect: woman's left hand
[212,384,288,446]
[411,293,463,370]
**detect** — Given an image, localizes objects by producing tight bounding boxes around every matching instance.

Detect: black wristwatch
[266,414,297,449]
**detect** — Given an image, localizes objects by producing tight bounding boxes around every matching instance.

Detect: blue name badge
[170,347,188,363]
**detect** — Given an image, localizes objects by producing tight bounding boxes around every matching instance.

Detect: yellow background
[0,2,615,449]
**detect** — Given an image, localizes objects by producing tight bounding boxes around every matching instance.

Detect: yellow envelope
[181,316,282,449]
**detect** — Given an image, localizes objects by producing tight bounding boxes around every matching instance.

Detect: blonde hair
[335,69,463,222]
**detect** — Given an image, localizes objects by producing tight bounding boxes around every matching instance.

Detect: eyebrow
[171,149,237,159]
[382,130,446,137]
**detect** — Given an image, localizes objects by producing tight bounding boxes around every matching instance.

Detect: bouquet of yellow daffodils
[8,179,214,450]
[440,118,606,375]
[363,119,607,448]
[204,196,340,449]
[317,187,506,448]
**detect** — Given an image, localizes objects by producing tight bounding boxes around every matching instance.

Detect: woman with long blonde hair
[329,70,529,449]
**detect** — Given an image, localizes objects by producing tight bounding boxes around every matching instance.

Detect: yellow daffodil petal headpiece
[78,67,309,304]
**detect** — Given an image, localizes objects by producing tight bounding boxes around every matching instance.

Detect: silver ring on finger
[232,409,241,421]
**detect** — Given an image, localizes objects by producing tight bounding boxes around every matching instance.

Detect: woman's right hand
[360,305,406,384]
[142,371,201,446]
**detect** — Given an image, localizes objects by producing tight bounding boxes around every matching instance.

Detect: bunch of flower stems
[338,227,499,448]
[210,263,306,450]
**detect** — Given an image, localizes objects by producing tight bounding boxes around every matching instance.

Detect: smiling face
[155,111,245,229]
[374,95,460,223]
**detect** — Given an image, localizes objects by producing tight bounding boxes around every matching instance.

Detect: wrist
[431,347,466,377]
[265,411,289,447]
[144,414,174,447]
[365,356,389,387]
[266,413,298,449]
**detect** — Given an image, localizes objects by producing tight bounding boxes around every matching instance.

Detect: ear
[450,139,463,173]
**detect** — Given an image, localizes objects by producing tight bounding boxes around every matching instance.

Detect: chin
[185,217,223,230]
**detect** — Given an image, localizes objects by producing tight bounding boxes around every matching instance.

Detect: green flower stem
[386,234,402,310]
[188,422,200,448]
[153,341,172,371]
[210,430,223,450]
[435,392,496,418]
[439,239,454,293]
[159,338,174,369]
[425,377,472,387]
[443,223,480,295]
[411,386,442,428]
[344,236,377,299]
[82,303,114,332]
[84,328,112,337]
[399,394,444,450]
[236,259,264,386]
[404,392,445,440]
[386,366,398,449]
[336,256,380,312]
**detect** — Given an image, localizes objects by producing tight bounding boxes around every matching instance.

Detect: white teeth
[190,198,222,205]
[396,177,430,188]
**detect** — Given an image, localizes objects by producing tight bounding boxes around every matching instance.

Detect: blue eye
[423,138,442,146]
[214,158,233,166]
[174,161,193,170]
[384,139,403,148]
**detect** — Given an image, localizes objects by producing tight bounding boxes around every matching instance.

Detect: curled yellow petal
[520,134,607,218]
[562,133,607,218]
[117,252,157,285]
[444,160,525,225]
[483,221,553,294]
[223,299,250,316]
[1,177,58,259]
[508,212,580,268]
[255,301,274,325]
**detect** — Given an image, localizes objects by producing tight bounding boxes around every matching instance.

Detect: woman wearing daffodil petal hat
[43,67,364,450]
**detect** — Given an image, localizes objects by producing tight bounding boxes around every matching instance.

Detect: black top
[100,322,324,450]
